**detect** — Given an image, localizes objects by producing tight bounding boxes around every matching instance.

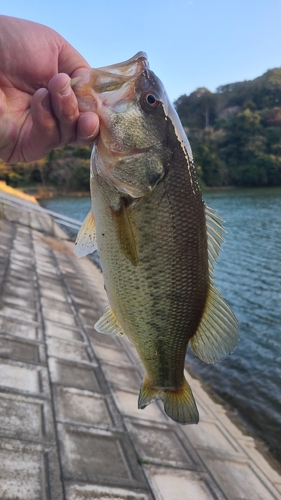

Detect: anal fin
[74,210,96,257]
[95,307,125,337]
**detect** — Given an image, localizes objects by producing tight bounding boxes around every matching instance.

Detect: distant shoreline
[11,183,281,201]
[20,185,237,199]
[21,188,91,199]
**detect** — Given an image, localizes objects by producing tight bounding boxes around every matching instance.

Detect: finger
[48,73,80,146]
[58,40,90,76]
[74,111,100,146]
[24,88,60,161]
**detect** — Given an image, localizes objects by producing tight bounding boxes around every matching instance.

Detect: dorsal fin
[205,205,225,273]
[95,307,125,337]
[74,210,97,257]
[190,284,240,364]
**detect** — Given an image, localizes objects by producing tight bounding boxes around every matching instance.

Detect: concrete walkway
[0,202,280,500]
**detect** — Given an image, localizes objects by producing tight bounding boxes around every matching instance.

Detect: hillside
[174,68,281,187]
[0,146,92,195]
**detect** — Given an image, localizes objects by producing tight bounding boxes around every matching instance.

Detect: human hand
[0,15,99,164]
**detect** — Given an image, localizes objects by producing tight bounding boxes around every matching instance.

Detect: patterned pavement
[0,205,280,500]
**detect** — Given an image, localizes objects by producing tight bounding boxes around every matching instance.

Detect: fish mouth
[96,52,148,76]
[88,53,148,95]
[74,53,149,113]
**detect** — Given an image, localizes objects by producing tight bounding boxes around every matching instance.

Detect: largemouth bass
[74,53,240,424]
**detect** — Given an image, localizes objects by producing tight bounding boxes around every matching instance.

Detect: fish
[73,52,240,424]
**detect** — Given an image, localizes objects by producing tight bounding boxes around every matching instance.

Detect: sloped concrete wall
[0,211,280,500]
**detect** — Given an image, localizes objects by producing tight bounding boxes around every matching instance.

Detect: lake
[40,187,281,465]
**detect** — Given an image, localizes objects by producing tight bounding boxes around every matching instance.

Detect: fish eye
[141,91,160,111]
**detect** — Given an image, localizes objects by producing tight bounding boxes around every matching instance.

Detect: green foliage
[73,160,91,190]
[73,146,91,159]
[0,147,91,192]
[175,68,281,187]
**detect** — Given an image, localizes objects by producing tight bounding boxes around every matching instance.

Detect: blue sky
[2,1,281,102]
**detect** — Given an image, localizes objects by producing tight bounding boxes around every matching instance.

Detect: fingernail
[86,132,97,139]
[60,78,71,98]
[40,90,52,112]
[70,76,82,87]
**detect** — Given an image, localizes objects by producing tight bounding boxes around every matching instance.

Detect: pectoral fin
[74,210,97,257]
[95,307,125,337]
[190,284,240,364]
[111,200,139,266]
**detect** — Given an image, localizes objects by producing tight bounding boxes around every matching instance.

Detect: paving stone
[94,345,132,365]
[56,387,113,428]
[42,307,77,327]
[102,362,141,390]
[86,326,120,347]
[113,389,167,423]
[5,275,36,293]
[40,287,69,302]
[145,467,225,500]
[65,483,151,500]
[12,242,32,254]
[58,264,76,275]
[204,454,280,500]
[59,424,147,489]
[0,336,39,363]
[0,305,37,323]
[1,212,280,500]
[37,276,65,291]
[0,447,44,499]
[9,262,34,275]
[0,361,40,392]
[41,296,72,312]
[70,298,97,310]
[0,440,63,500]
[0,393,43,440]
[126,421,200,469]
[49,358,101,392]
[37,261,59,273]
[237,441,281,493]
[45,320,83,341]
[8,269,36,283]
[63,428,130,479]
[78,307,101,324]
[183,418,242,455]
[0,315,39,340]
[10,248,32,259]
[7,270,35,283]
[47,337,89,362]
[1,294,36,309]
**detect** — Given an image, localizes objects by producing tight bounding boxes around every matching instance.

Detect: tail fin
[138,377,199,425]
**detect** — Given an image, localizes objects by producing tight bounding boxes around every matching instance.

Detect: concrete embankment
[0,188,280,500]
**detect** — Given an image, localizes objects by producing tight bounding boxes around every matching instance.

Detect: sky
[2,0,281,102]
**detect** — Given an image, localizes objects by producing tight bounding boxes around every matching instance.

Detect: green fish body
[74,53,240,424]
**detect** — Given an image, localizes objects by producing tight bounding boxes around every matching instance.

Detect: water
[40,188,281,464]
[40,196,92,225]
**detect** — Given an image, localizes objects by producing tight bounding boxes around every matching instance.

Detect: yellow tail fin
[138,377,199,425]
